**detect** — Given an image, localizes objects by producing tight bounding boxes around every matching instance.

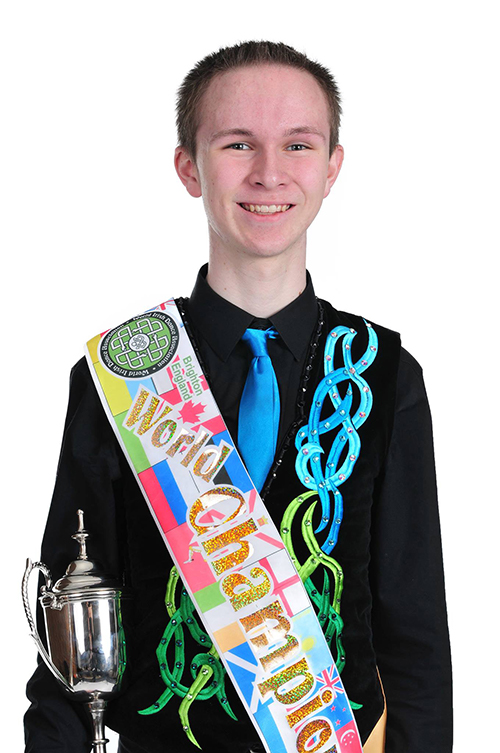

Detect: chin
[241,244,298,260]
[237,234,304,259]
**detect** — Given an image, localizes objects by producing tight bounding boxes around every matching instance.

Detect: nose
[248,148,290,189]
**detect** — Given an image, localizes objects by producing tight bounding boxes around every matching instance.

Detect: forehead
[197,64,330,144]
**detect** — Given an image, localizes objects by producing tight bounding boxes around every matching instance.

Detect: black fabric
[24,271,453,753]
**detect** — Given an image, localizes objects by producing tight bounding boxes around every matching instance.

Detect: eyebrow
[209,128,254,143]
[209,126,327,143]
[283,126,326,141]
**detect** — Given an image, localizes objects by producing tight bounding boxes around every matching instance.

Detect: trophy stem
[88,697,109,753]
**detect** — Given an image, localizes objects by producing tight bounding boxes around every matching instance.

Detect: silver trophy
[22,510,128,752]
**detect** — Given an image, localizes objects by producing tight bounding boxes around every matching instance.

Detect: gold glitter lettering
[203,519,257,575]
[193,444,232,483]
[124,387,148,427]
[124,389,172,435]
[296,719,333,753]
[166,429,194,457]
[188,487,246,536]
[258,657,314,705]
[180,430,210,467]
[222,566,271,611]
[259,634,299,672]
[151,419,177,447]
[240,601,291,648]
[286,690,333,728]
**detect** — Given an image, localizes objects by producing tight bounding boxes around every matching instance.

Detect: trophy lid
[53,510,122,593]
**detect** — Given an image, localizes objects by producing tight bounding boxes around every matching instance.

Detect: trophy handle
[22,558,73,692]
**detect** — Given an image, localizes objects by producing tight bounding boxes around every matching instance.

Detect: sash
[85,300,363,753]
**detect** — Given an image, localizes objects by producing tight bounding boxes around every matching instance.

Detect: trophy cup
[22,510,128,752]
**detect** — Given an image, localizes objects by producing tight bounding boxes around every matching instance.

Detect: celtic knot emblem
[129,333,150,352]
[99,311,179,379]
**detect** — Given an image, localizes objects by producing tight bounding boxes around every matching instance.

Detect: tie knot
[242,328,278,358]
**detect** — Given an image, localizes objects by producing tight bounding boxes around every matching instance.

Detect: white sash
[85,299,363,753]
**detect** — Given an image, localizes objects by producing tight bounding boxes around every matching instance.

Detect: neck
[207,247,307,318]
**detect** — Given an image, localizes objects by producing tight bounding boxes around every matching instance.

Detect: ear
[323,145,344,198]
[174,146,202,198]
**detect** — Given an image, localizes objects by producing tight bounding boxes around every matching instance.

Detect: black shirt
[187,264,318,450]
[25,267,453,753]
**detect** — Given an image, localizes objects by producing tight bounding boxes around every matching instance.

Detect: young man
[25,42,452,753]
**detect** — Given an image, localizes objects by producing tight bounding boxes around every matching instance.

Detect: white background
[1,2,498,751]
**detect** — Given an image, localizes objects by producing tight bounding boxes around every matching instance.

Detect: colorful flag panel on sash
[85,299,362,753]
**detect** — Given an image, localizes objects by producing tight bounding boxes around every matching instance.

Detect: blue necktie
[238,328,280,492]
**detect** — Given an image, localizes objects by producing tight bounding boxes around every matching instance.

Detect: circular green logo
[99,311,179,379]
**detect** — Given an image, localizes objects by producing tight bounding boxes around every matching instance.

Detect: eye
[286,144,309,151]
[226,143,251,150]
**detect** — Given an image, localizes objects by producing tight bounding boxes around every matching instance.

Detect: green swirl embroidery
[280,491,361,710]
[138,566,236,748]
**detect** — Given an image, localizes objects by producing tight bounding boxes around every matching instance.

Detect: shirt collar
[187,264,318,362]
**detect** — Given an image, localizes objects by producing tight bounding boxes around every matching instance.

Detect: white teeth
[241,203,291,214]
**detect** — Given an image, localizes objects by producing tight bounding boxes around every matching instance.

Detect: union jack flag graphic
[316,664,345,699]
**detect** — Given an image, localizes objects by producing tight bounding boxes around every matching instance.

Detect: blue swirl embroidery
[295,321,378,555]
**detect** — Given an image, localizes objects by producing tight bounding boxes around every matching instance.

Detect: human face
[175,64,343,262]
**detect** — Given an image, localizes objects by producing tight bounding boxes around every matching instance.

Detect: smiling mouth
[239,203,293,214]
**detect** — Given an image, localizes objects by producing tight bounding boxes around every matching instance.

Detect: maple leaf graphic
[179,400,206,424]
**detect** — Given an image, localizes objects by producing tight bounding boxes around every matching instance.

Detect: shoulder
[320,299,399,338]
[65,355,105,421]
[399,345,423,377]
[70,354,92,378]
[320,302,423,375]
[328,305,426,395]
[318,300,430,413]
[68,355,95,393]
[319,299,402,360]
[393,347,432,418]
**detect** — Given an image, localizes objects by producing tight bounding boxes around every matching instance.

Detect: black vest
[103,299,401,750]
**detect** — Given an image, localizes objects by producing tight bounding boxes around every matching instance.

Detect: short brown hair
[176,41,342,160]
